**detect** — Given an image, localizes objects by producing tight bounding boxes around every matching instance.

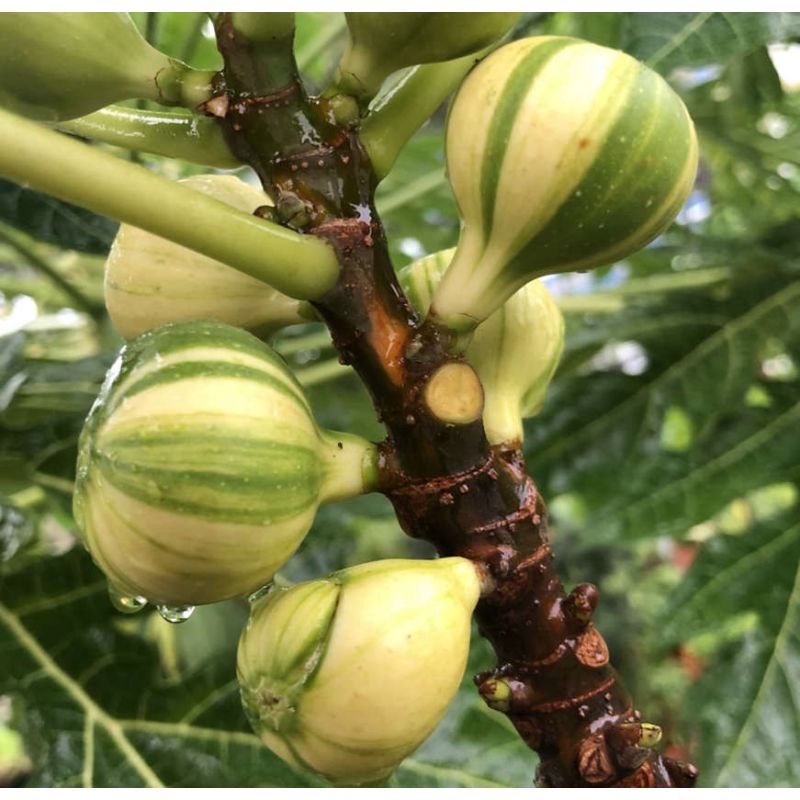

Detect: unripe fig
[336,13,519,100]
[105,174,311,340]
[400,248,564,445]
[238,557,480,786]
[433,36,698,332]
[73,320,377,607]
[0,13,212,122]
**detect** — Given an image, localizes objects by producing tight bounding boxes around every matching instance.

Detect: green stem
[0,108,339,300]
[274,328,334,357]
[31,472,75,496]
[361,53,484,180]
[57,106,241,169]
[295,358,352,387]
[376,169,447,216]
[0,222,102,316]
[7,486,47,509]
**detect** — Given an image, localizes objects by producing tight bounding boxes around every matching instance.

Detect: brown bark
[210,15,698,788]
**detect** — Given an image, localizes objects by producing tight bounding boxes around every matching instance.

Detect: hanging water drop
[248,582,274,604]
[157,604,195,624]
[108,584,147,614]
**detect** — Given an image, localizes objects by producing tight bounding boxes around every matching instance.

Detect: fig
[433,36,698,332]
[238,557,480,786]
[73,320,377,607]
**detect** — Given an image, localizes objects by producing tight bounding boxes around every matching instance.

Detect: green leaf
[0,548,317,787]
[0,179,117,255]
[658,514,800,786]
[623,12,800,73]
[530,272,800,542]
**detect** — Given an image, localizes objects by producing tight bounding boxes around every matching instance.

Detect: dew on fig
[157,604,195,623]
[108,584,147,614]
[248,583,273,603]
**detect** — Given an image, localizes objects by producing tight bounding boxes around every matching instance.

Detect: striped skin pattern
[400,248,564,445]
[238,558,480,786]
[432,36,698,332]
[106,175,309,340]
[73,320,377,607]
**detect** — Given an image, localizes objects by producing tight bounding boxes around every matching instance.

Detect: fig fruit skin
[337,13,519,100]
[104,174,310,340]
[434,35,698,332]
[0,13,209,122]
[237,557,481,786]
[73,319,377,607]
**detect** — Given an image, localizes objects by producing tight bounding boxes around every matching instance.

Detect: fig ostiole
[0,13,213,122]
[401,247,564,445]
[334,13,519,102]
[237,557,481,786]
[105,174,313,340]
[431,36,698,333]
[73,320,378,608]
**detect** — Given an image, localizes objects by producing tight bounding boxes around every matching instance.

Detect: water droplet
[248,583,273,604]
[108,585,147,614]
[157,604,195,624]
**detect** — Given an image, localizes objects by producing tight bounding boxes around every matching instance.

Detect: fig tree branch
[211,13,698,789]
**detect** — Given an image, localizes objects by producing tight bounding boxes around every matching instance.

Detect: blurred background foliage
[1,11,799,788]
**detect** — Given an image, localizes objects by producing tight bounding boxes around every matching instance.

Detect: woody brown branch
[211,14,697,789]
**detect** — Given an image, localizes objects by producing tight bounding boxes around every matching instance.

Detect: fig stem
[295,358,352,388]
[0,107,339,300]
[57,106,242,169]
[361,53,486,181]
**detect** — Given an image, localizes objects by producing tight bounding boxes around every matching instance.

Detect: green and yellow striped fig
[238,557,480,786]
[0,13,213,122]
[105,174,312,340]
[432,36,699,332]
[401,248,564,445]
[335,13,519,101]
[73,320,377,608]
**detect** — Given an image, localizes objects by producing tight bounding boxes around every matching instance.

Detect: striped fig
[73,320,377,607]
[432,36,698,332]
[0,13,212,122]
[237,557,480,786]
[400,248,564,445]
[105,174,311,340]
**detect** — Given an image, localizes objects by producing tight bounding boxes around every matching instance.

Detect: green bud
[105,175,313,340]
[638,723,663,748]
[73,320,377,607]
[336,13,519,101]
[400,248,564,445]
[0,13,213,122]
[433,36,698,332]
[478,677,512,712]
[238,557,480,786]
